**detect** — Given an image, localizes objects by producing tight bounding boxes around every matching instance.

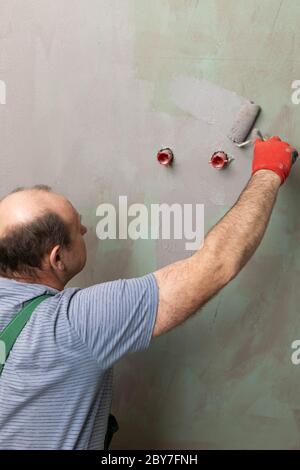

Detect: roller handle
[291,150,298,165]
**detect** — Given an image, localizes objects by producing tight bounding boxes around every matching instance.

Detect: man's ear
[49,245,65,271]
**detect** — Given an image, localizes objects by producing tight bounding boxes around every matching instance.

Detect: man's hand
[252,136,297,184]
[152,135,298,337]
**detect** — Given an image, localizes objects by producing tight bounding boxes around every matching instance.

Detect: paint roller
[228,101,298,163]
[228,101,261,146]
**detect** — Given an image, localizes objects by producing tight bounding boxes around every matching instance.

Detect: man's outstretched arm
[153,137,296,337]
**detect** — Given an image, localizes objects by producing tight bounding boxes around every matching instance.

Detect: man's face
[63,209,88,279]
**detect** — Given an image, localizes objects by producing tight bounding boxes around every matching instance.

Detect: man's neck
[1,272,65,291]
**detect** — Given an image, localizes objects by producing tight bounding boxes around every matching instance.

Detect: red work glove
[252,136,297,185]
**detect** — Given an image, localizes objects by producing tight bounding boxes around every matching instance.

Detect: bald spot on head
[0,189,77,238]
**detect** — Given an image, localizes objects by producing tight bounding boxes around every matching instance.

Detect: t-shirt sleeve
[68,273,158,370]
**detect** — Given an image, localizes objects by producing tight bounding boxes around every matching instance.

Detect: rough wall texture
[0,0,300,449]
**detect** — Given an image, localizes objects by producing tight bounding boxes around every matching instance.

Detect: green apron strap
[0,294,53,376]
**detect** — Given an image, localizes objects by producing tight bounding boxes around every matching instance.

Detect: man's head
[0,185,87,289]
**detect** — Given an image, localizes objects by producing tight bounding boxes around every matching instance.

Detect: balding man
[0,137,297,449]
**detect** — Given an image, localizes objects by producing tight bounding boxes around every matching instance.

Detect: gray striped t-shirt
[0,273,158,449]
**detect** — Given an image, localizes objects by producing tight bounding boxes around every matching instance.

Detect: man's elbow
[194,241,240,293]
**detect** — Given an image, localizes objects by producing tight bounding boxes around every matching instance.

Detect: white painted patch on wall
[169,75,247,137]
